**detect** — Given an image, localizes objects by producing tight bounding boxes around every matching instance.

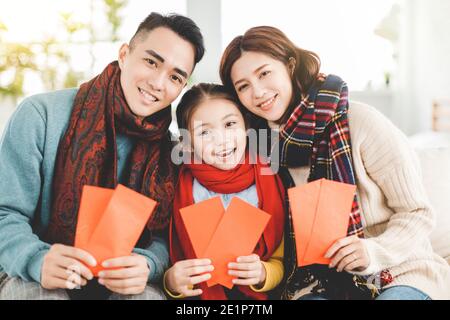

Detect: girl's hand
[228,254,266,286]
[165,259,213,297]
[325,235,370,272]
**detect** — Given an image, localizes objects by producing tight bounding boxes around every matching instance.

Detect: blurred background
[1,0,450,145]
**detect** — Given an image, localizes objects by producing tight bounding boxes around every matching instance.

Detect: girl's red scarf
[45,61,176,246]
[170,154,285,300]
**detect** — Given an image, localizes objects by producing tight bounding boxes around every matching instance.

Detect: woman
[219,26,450,300]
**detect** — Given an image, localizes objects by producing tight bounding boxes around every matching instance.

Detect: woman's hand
[98,253,150,295]
[228,254,266,286]
[325,235,370,272]
[165,259,213,297]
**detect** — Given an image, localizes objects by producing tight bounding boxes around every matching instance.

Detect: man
[0,12,204,300]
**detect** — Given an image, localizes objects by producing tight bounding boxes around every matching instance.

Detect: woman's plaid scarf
[275,74,393,300]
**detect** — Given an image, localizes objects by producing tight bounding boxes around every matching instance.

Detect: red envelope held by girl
[180,196,271,289]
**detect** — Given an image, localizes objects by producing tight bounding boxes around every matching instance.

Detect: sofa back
[415,147,450,264]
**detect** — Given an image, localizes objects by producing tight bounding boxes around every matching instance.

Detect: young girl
[165,83,285,300]
[219,26,450,300]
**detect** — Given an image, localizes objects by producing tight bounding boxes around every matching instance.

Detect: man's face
[118,26,196,118]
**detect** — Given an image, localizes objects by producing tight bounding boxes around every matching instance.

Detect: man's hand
[98,253,150,295]
[41,244,97,290]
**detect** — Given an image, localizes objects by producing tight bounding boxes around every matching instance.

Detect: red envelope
[75,186,114,251]
[288,178,356,267]
[203,197,271,289]
[179,196,224,258]
[75,184,157,276]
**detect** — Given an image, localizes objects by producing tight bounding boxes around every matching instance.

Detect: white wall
[397,0,450,135]
[187,0,222,83]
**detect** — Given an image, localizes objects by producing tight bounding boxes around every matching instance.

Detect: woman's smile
[257,94,278,111]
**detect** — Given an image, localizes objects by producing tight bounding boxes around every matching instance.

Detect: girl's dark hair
[219,26,321,124]
[176,83,245,131]
[130,12,205,65]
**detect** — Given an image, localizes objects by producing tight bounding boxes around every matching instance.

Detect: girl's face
[230,51,293,122]
[189,98,247,170]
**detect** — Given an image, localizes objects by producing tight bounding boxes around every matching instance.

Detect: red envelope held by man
[74,184,157,276]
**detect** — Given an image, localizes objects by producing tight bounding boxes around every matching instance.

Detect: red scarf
[170,154,285,300]
[45,61,176,246]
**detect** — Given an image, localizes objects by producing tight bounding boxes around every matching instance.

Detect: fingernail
[98,272,104,278]
[98,279,104,285]
[102,262,108,268]
[90,259,97,267]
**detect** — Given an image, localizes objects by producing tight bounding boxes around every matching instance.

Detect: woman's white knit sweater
[271,101,450,300]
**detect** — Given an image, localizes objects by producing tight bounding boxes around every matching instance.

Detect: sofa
[413,145,450,265]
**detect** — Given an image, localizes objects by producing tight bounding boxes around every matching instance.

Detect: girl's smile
[189,98,247,170]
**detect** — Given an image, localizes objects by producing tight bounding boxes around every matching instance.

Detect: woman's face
[189,98,247,170]
[230,51,293,122]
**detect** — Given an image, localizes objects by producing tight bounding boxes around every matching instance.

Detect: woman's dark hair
[130,12,205,65]
[176,83,244,132]
[219,26,321,124]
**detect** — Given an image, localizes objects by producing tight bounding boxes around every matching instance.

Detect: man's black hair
[130,12,205,65]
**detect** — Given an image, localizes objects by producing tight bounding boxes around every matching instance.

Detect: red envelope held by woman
[288,178,356,267]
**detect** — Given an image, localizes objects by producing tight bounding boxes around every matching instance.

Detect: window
[0,0,187,96]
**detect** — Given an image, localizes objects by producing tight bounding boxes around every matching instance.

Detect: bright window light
[221,0,397,91]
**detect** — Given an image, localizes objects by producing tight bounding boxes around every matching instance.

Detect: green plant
[0,0,127,102]
[104,0,128,42]
[0,23,38,100]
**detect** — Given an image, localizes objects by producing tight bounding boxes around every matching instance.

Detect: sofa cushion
[414,146,450,263]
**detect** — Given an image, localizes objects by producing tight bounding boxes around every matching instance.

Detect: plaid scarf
[275,74,392,300]
[45,61,177,247]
